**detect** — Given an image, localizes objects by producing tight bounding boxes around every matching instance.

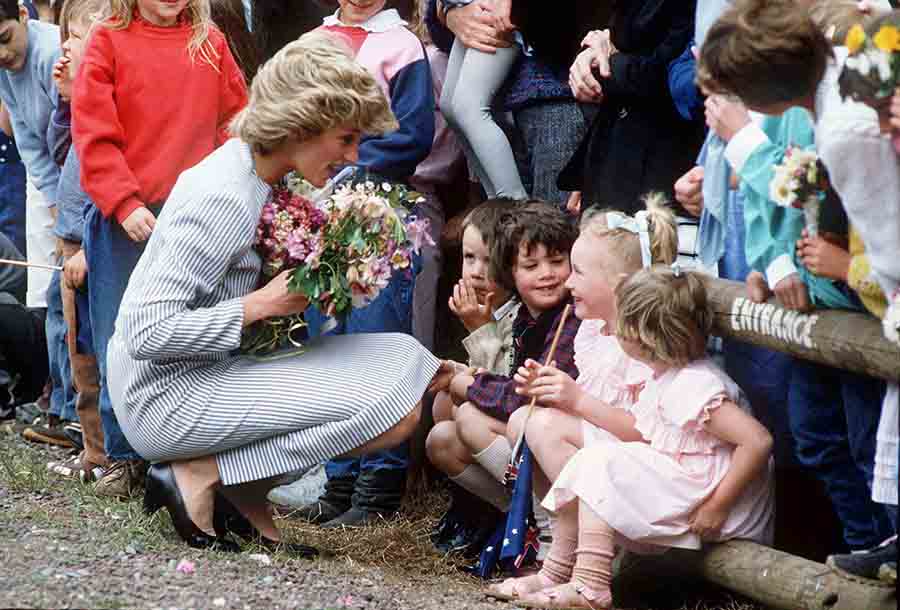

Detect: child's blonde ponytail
[642,192,678,266]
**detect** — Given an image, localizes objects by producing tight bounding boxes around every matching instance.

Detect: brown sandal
[486,572,559,602]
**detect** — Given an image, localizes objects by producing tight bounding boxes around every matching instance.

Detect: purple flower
[405,217,434,252]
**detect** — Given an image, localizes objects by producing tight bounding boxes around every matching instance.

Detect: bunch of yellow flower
[841,16,899,101]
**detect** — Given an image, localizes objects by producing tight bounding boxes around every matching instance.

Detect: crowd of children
[0,0,897,605]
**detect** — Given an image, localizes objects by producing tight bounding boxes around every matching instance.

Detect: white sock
[451,464,510,511]
[473,436,512,483]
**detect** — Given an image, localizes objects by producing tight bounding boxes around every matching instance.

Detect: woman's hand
[514,359,584,411]
[890,87,900,154]
[242,269,309,327]
[52,55,73,102]
[446,1,511,53]
[688,497,729,540]
[705,95,751,143]
[63,249,88,290]
[121,206,156,242]
[449,278,494,332]
[488,0,515,34]
[429,359,471,394]
[796,231,851,281]
[569,30,615,104]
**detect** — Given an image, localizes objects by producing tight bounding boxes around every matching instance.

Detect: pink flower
[286,230,310,261]
[405,217,434,252]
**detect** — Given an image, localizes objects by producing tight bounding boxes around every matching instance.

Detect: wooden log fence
[619,540,897,610]
[704,278,899,381]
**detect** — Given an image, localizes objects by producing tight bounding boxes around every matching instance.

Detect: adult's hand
[569,43,606,103]
[705,95,751,143]
[773,273,811,312]
[565,191,582,215]
[674,166,704,217]
[489,0,515,35]
[446,1,510,54]
[242,269,309,326]
[121,206,156,242]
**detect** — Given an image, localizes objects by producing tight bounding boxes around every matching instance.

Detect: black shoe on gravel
[827,537,898,585]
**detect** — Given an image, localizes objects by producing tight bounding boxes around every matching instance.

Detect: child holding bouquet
[697,0,896,558]
[509,266,774,610]
[71,0,247,496]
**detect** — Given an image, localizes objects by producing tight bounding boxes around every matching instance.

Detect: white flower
[846,53,872,76]
[381,182,392,192]
[884,292,900,347]
[872,50,893,83]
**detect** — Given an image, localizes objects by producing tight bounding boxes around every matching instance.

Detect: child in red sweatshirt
[70,0,247,497]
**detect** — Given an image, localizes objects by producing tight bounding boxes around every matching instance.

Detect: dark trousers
[788,359,894,550]
[0,299,48,404]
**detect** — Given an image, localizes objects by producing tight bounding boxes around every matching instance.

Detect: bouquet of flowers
[769,146,829,237]
[840,18,900,152]
[241,176,433,354]
[884,289,900,348]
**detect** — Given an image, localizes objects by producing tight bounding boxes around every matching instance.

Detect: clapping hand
[449,278,495,332]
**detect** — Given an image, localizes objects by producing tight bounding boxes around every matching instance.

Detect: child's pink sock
[571,500,615,606]
[540,504,578,584]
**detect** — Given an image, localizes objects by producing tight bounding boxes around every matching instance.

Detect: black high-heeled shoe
[144,463,241,553]
[213,493,319,559]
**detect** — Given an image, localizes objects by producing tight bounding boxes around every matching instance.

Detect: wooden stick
[509,303,572,461]
[0,258,63,271]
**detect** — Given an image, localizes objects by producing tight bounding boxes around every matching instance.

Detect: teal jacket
[725,108,859,311]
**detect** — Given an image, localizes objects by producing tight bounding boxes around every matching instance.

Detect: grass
[0,428,765,610]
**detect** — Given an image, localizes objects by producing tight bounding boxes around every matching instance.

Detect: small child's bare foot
[746,271,770,303]
[486,572,558,601]
[515,581,612,609]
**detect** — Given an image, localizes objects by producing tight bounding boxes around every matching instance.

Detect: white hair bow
[605,210,652,268]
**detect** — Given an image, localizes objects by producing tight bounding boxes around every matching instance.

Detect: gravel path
[0,432,760,610]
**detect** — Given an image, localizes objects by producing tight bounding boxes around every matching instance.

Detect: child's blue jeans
[789,359,894,550]
[305,261,419,479]
[83,205,146,462]
[46,269,77,422]
[0,161,26,255]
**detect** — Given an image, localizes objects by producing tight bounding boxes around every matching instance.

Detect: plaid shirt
[466,299,581,421]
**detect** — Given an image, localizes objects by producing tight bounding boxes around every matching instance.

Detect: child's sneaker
[827,536,898,586]
[48,452,105,483]
[93,459,147,499]
[62,421,84,451]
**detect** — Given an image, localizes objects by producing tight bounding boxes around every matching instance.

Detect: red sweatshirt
[72,17,248,223]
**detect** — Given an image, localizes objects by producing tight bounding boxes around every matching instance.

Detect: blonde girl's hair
[58,0,106,41]
[580,192,679,275]
[615,266,712,367]
[231,31,398,154]
[101,0,218,67]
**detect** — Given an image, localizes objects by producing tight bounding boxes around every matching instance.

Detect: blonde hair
[231,31,398,154]
[615,266,711,367]
[580,192,678,275]
[59,0,105,41]
[101,0,218,67]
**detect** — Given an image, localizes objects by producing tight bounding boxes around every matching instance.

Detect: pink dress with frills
[545,358,775,551]
[573,319,652,447]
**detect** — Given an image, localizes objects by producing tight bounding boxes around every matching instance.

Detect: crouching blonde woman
[106,33,440,555]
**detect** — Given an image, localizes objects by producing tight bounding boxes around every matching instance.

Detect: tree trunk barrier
[704,278,900,381]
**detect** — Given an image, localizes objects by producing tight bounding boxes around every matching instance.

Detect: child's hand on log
[688,497,729,540]
[429,360,469,394]
[514,359,584,410]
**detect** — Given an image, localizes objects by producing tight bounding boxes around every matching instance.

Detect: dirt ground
[0,431,764,610]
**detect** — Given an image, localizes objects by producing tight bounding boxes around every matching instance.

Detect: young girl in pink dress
[490,194,678,601]
[515,266,775,609]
